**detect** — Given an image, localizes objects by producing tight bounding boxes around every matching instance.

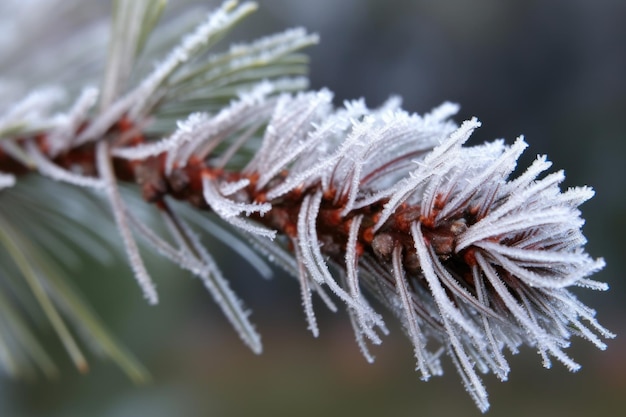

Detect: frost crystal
[185,93,609,412]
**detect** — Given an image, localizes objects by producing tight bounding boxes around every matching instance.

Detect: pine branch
[0,0,614,412]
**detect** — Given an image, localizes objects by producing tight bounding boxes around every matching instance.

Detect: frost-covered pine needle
[96,141,158,305]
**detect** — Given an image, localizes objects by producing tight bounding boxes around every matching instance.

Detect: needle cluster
[0,1,613,411]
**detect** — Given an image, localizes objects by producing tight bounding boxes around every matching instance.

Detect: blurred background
[1,0,625,416]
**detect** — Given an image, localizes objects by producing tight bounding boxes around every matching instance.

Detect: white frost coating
[391,246,431,380]
[0,172,15,190]
[75,2,259,145]
[0,87,65,135]
[505,154,552,192]
[0,0,611,407]
[447,329,490,413]
[100,0,158,109]
[165,212,262,354]
[299,191,355,303]
[345,302,375,363]
[296,192,330,286]
[191,27,318,87]
[476,253,581,372]
[411,223,482,341]
[292,239,319,337]
[476,241,603,282]
[265,98,371,200]
[128,1,257,119]
[576,278,609,291]
[202,175,276,239]
[250,89,333,189]
[246,232,299,276]
[436,137,527,220]
[345,215,386,345]
[333,108,453,215]
[47,87,99,156]
[203,177,270,217]
[112,112,210,160]
[219,178,250,196]
[483,248,603,289]
[185,214,273,279]
[473,266,510,381]
[427,244,498,320]
[295,191,385,332]
[74,92,136,145]
[227,27,318,69]
[27,141,105,189]
[458,208,575,253]
[464,170,567,237]
[374,118,481,231]
[170,81,277,173]
[424,101,460,123]
[96,141,158,305]
[549,290,615,340]
[127,209,187,264]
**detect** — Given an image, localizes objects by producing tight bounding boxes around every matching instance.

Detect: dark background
[2,1,624,416]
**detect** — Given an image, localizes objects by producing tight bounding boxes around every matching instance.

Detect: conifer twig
[0,0,613,412]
